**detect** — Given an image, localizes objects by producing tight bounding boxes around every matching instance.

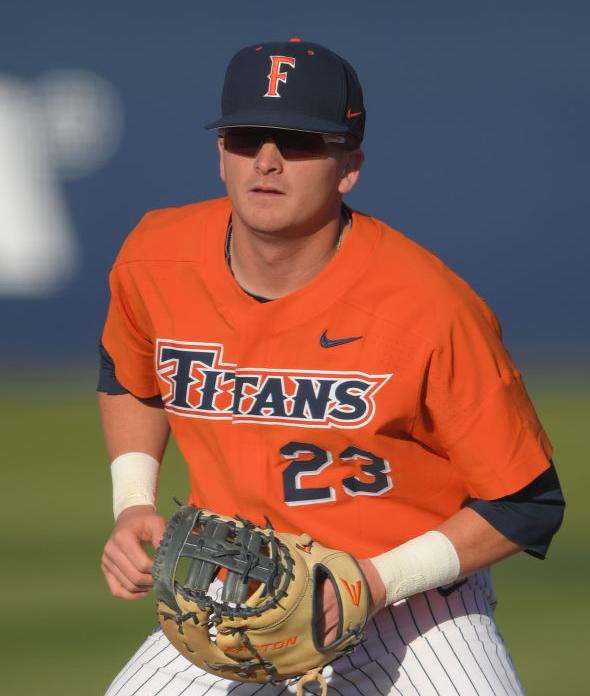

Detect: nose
[254,139,283,175]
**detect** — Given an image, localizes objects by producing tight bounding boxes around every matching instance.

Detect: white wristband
[370,531,461,606]
[111,451,160,520]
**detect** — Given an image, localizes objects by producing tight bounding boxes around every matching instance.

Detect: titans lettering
[156,340,391,429]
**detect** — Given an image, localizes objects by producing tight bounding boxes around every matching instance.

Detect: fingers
[102,535,154,591]
[146,515,166,550]
[101,506,166,600]
[101,560,151,600]
[111,526,155,575]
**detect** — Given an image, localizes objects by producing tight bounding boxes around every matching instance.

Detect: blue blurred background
[1,2,587,694]
[1,0,588,369]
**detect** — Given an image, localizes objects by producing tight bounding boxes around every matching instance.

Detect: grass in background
[1,375,587,695]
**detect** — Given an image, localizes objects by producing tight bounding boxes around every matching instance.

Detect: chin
[240,208,294,235]
[246,217,290,235]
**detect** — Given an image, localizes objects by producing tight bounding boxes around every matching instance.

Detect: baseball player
[98,39,564,695]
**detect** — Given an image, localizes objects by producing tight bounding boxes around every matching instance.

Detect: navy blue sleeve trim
[97,342,130,395]
[467,461,565,559]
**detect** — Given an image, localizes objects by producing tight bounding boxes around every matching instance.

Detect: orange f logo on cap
[264,55,296,98]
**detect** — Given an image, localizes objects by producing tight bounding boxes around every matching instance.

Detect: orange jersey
[102,197,552,557]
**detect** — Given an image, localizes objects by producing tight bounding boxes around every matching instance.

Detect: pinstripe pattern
[104,570,524,696]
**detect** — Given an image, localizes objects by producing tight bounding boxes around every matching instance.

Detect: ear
[338,149,365,195]
[217,136,226,183]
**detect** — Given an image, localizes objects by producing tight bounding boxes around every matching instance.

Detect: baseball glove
[152,505,369,695]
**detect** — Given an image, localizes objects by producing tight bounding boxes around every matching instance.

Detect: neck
[228,211,348,299]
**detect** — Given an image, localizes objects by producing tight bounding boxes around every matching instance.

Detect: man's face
[218,128,363,238]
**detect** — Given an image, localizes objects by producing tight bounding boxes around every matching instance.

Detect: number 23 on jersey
[280,441,392,506]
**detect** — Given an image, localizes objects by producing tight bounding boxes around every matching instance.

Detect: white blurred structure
[0,70,124,296]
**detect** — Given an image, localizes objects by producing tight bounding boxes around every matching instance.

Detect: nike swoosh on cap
[320,330,362,348]
[346,107,363,119]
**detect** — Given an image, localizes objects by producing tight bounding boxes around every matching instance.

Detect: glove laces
[297,668,327,696]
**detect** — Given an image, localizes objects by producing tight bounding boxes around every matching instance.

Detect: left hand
[315,557,386,646]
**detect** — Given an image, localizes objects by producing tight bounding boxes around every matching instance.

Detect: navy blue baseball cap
[205,38,365,144]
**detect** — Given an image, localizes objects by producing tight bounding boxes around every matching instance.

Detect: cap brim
[205,110,350,135]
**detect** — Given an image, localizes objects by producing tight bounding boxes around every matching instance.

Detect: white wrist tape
[111,451,160,520]
[371,531,461,606]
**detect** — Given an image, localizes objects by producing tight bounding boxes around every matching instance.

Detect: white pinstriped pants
[105,569,524,696]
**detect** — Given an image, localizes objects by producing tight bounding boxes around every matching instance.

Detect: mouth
[250,185,284,195]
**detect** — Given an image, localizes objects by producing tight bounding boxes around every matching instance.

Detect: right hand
[101,504,166,600]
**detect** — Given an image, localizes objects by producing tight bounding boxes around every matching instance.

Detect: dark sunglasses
[221,128,349,160]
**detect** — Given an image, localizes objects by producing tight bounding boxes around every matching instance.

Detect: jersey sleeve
[412,293,553,500]
[96,342,130,394]
[100,235,159,398]
[467,460,565,559]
